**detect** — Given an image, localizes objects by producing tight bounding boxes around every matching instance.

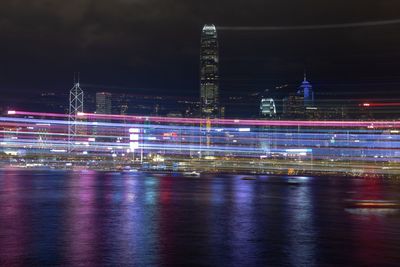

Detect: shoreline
[1,165,398,179]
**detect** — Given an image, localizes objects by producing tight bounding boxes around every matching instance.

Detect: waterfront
[1,170,400,266]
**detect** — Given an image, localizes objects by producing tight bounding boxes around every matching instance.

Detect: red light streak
[362,102,400,107]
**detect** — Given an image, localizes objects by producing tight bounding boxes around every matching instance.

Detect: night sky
[1,0,400,100]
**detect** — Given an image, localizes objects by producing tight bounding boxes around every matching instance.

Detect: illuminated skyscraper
[68,76,84,151]
[200,24,219,118]
[297,72,314,107]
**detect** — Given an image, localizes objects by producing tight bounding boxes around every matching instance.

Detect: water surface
[0,170,400,266]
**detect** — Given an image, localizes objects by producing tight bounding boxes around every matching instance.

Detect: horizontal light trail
[361,102,400,107]
[9,111,400,128]
[4,128,400,145]
[2,125,400,150]
[1,111,400,175]
[218,19,400,31]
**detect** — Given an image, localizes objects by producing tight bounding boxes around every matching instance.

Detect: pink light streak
[9,110,400,128]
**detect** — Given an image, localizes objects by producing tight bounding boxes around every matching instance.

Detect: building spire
[303,69,307,81]
[73,72,80,86]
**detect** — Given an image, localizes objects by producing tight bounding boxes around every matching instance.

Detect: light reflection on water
[64,171,97,266]
[0,170,400,266]
[287,180,316,267]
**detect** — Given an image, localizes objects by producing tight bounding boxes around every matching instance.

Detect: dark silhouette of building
[96,92,112,115]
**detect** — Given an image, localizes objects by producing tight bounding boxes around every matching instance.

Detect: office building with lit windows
[260,98,277,118]
[200,24,219,118]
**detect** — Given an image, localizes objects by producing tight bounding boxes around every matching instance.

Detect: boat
[241,176,256,180]
[184,171,201,177]
[345,200,400,209]
[122,166,138,173]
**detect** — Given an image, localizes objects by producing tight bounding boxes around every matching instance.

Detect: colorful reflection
[64,171,99,266]
[0,170,399,266]
[0,170,29,266]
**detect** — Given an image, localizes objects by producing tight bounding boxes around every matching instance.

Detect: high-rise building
[200,24,219,118]
[94,92,112,142]
[297,72,314,107]
[68,78,84,151]
[260,98,277,118]
[96,92,112,115]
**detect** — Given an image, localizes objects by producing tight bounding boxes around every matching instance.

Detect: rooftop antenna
[73,72,80,85]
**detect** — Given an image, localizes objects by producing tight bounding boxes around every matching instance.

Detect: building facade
[297,73,314,107]
[260,98,277,118]
[96,92,112,115]
[200,24,219,118]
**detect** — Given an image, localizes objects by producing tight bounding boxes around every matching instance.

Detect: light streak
[1,111,400,175]
[362,102,400,107]
[8,110,400,128]
[218,18,400,31]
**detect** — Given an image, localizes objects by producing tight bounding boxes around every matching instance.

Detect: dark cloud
[0,0,400,98]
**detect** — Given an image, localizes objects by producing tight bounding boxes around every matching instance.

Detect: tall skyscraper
[200,24,219,118]
[94,92,112,141]
[96,92,112,115]
[68,77,84,152]
[297,72,314,107]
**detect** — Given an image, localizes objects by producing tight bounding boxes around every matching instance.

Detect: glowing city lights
[0,111,399,175]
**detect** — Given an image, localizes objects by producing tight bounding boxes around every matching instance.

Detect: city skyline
[2,17,400,120]
[1,0,400,100]
[2,2,400,267]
